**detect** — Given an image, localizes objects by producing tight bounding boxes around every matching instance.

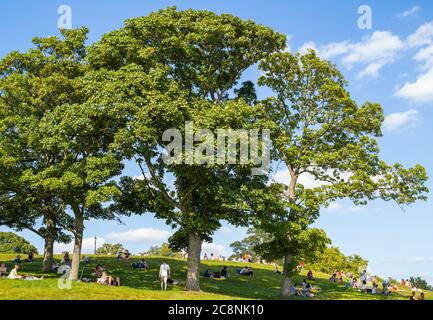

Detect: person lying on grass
[0,263,7,277]
[132,259,149,270]
[94,264,106,277]
[97,271,120,286]
[7,265,43,280]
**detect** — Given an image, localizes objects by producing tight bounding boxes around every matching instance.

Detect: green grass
[0,254,431,300]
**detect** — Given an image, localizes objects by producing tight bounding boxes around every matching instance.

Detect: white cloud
[273,169,352,190]
[407,21,433,47]
[299,31,404,78]
[394,22,433,103]
[105,228,171,244]
[396,6,422,19]
[54,237,106,254]
[395,68,433,103]
[383,109,419,131]
[274,169,328,189]
[202,242,230,257]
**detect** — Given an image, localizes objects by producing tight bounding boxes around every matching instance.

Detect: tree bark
[42,218,56,272]
[185,232,203,291]
[69,207,83,281]
[281,251,293,296]
[42,236,55,272]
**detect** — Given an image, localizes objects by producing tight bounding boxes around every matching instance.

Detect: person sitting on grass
[25,251,34,263]
[290,283,302,296]
[62,252,70,264]
[8,265,43,280]
[14,255,22,265]
[410,291,417,301]
[419,292,425,300]
[211,271,221,279]
[97,271,120,286]
[273,263,281,274]
[81,256,91,264]
[302,283,315,298]
[220,266,229,278]
[329,271,337,282]
[203,269,211,278]
[0,263,7,277]
[123,250,131,260]
[307,270,314,280]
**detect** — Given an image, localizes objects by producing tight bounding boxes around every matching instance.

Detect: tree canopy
[0,232,38,254]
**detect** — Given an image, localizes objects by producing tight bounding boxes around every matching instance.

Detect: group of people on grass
[203,253,226,261]
[290,278,317,298]
[116,249,131,261]
[1,252,430,299]
[203,266,229,279]
[0,263,43,281]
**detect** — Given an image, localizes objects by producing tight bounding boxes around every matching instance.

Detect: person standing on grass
[159,262,171,290]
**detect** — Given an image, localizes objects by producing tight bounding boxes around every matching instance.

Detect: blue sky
[1,0,433,284]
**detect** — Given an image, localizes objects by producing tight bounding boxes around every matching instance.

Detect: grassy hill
[0,254,431,300]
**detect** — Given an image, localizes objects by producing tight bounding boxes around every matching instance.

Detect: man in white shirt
[159,262,171,290]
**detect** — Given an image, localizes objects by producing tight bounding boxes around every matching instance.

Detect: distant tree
[229,228,272,260]
[409,276,433,291]
[0,232,38,254]
[306,247,368,274]
[148,242,177,257]
[96,243,124,255]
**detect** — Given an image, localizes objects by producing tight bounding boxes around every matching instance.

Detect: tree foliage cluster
[0,232,38,254]
[305,246,368,274]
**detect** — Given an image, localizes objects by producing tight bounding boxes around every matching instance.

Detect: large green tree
[0,28,123,279]
[257,50,429,295]
[88,7,286,290]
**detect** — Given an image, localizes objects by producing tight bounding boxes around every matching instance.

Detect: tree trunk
[281,251,293,296]
[185,232,202,291]
[69,208,84,281]
[42,219,56,272]
[42,236,55,272]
